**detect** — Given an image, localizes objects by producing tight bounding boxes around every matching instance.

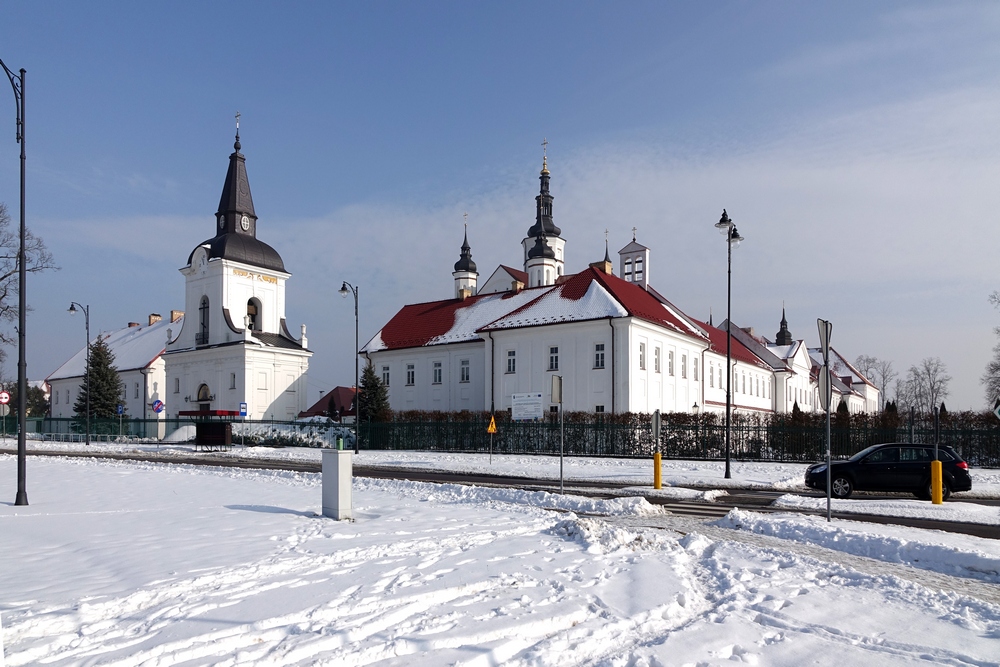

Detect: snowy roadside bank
[5,437,1000,500]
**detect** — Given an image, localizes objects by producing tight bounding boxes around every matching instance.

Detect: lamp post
[1,58,27,505]
[68,302,91,447]
[339,281,359,454]
[714,210,744,479]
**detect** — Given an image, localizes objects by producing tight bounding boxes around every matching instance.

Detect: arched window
[624,258,633,281]
[198,296,209,344]
[635,257,644,282]
[247,298,261,331]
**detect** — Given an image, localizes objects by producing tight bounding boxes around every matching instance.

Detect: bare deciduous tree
[0,202,57,365]
[982,293,1000,407]
[853,355,896,411]
[899,357,950,414]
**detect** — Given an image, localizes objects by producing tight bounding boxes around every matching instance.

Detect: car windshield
[848,444,884,462]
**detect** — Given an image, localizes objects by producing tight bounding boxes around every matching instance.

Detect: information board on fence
[511,393,544,422]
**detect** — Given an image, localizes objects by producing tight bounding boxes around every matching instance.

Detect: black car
[805,443,972,500]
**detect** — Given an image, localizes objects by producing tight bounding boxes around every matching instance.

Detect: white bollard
[322,448,353,520]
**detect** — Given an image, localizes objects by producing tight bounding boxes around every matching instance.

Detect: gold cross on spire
[541,137,550,174]
[605,228,609,243]
[235,110,241,131]
[463,211,468,231]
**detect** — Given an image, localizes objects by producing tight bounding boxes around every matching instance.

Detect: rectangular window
[460,359,470,383]
[668,350,675,376]
[595,405,605,413]
[681,354,687,379]
[259,371,268,390]
[693,358,699,382]
[639,342,646,370]
[406,364,415,386]
[173,378,180,394]
[594,343,605,369]
[230,373,237,390]
[741,373,746,394]
[654,347,661,373]
[55,391,59,405]
[381,365,390,386]
[134,382,140,399]
[718,366,722,388]
[549,346,559,371]
[432,361,442,384]
[550,405,559,413]
[709,363,714,387]
[506,350,516,374]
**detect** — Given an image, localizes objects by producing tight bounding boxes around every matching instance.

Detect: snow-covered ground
[2,453,1000,665]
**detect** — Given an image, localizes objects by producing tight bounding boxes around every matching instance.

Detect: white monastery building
[48,129,312,423]
[364,154,878,416]
[47,312,182,432]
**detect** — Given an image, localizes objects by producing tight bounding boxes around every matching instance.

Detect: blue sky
[1,1,999,409]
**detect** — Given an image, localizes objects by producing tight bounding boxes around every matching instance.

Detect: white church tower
[521,150,566,287]
[163,126,312,420]
[452,224,478,299]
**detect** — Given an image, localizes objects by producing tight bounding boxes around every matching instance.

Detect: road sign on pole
[239,402,248,417]
[0,391,10,404]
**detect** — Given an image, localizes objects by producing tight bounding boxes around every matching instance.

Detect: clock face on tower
[218,215,225,229]
[240,215,250,232]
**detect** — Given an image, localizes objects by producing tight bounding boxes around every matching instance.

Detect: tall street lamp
[1,58,27,506]
[714,210,744,479]
[339,281,359,454]
[68,302,91,447]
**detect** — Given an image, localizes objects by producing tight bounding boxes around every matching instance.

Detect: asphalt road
[4,447,999,539]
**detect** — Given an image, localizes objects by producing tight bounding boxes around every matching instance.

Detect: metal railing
[358,420,1000,467]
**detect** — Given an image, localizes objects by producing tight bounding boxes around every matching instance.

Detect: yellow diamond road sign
[487,415,497,434]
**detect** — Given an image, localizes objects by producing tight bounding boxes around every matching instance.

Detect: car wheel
[926,479,952,501]
[831,476,853,499]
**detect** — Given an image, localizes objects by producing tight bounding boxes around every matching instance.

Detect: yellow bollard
[653,452,662,489]
[931,460,943,504]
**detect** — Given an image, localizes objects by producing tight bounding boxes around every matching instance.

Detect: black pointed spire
[454,227,477,273]
[527,147,561,239]
[186,127,285,273]
[216,127,257,237]
[775,307,794,345]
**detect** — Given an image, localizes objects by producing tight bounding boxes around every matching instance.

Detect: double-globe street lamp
[68,302,91,447]
[714,210,744,479]
[1,57,27,506]
[338,282,359,454]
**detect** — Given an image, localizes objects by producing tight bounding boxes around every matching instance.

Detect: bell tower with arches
[164,122,312,421]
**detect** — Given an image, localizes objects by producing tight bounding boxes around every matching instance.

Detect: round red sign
[0,391,10,404]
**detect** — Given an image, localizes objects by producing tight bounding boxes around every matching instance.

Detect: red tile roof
[693,318,769,368]
[299,386,356,418]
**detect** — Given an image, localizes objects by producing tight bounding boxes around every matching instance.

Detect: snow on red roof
[693,318,769,368]
[368,268,712,352]
[364,288,544,352]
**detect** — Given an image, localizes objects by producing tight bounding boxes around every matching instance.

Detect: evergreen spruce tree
[358,361,391,423]
[326,393,341,421]
[74,336,125,422]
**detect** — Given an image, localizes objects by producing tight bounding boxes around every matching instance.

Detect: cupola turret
[775,307,794,346]
[522,139,566,285]
[452,222,479,299]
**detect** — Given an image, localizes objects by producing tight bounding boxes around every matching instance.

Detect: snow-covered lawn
[2,453,1000,665]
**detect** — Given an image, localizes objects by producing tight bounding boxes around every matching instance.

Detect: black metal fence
[22,417,353,448]
[360,420,1000,467]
